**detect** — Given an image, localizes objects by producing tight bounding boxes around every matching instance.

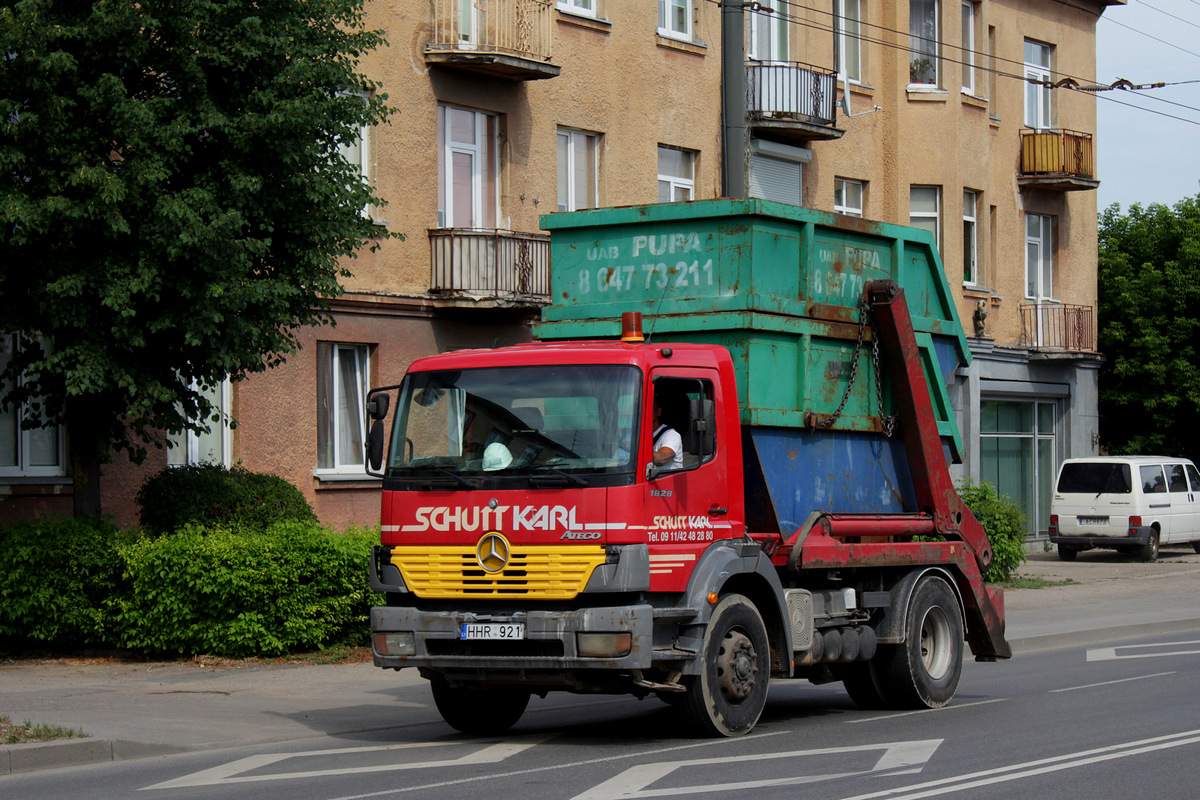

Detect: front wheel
[430,678,530,735]
[881,577,963,709]
[679,594,771,737]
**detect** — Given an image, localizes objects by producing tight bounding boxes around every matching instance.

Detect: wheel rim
[716,628,758,704]
[918,605,953,680]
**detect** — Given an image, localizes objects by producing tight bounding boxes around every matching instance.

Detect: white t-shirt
[653,424,684,469]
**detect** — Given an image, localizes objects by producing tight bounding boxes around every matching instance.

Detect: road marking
[845,698,1005,724]
[142,736,552,790]
[1088,639,1200,661]
[568,739,943,800]
[1051,671,1176,692]
[836,727,1200,800]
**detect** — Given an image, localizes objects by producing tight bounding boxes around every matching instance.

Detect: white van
[1049,456,1200,562]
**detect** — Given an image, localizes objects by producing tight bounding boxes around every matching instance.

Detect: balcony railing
[426,0,559,80]
[746,62,841,139]
[429,228,550,302]
[1020,302,1096,352]
[1019,129,1098,191]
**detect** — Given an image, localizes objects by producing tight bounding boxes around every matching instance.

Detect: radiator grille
[389,546,606,599]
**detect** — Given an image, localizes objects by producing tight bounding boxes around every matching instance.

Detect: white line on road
[1088,639,1200,662]
[836,727,1200,800]
[845,698,1006,724]
[1050,671,1176,692]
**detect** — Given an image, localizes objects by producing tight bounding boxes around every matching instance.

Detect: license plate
[1077,516,1109,526]
[460,623,525,640]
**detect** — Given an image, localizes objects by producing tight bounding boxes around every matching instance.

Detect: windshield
[1057,462,1133,494]
[388,364,641,482]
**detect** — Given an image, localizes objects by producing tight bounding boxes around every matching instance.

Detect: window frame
[1024,39,1053,130]
[557,0,599,19]
[835,0,863,84]
[909,185,941,251]
[0,333,67,479]
[961,1,976,95]
[557,128,600,213]
[167,379,232,468]
[749,3,788,61]
[980,399,1057,536]
[657,145,696,202]
[1025,213,1054,301]
[909,0,940,86]
[317,342,372,476]
[963,189,979,285]
[658,0,694,41]
[437,104,498,229]
[835,177,865,217]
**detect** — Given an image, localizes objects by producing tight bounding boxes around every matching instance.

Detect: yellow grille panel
[389,545,607,599]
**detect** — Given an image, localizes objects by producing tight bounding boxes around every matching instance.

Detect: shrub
[114,522,379,657]
[136,463,317,534]
[0,518,122,653]
[957,478,1028,583]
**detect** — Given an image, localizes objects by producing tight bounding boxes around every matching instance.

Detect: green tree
[0,0,395,515]
[1097,195,1200,461]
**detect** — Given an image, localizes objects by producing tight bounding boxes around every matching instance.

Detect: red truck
[366,201,1009,736]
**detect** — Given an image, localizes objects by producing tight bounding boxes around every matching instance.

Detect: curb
[0,739,186,776]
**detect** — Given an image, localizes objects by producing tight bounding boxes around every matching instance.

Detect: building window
[748,140,808,206]
[980,400,1056,536]
[168,380,231,467]
[338,117,372,218]
[909,185,941,250]
[835,178,864,217]
[1025,213,1054,300]
[658,0,693,40]
[658,146,695,202]
[317,342,370,474]
[557,0,598,18]
[437,104,498,229]
[987,26,997,114]
[1024,40,1053,130]
[0,334,66,478]
[963,189,979,284]
[749,2,788,61]
[909,0,939,85]
[557,129,599,212]
[835,0,863,83]
[961,1,976,94]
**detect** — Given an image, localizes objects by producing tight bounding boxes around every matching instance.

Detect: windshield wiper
[529,467,589,488]
[418,468,479,490]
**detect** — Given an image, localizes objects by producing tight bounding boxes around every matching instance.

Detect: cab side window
[1187,464,1200,492]
[651,376,716,472]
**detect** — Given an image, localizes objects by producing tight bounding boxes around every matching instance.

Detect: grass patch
[0,715,87,745]
[1002,576,1079,590]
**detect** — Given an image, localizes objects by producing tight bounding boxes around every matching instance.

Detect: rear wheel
[842,655,895,709]
[1057,545,1078,562]
[1138,529,1160,563]
[1192,541,1200,555]
[679,594,771,737]
[881,577,963,709]
[430,678,530,735]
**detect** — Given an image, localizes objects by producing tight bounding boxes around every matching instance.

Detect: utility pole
[721,1,746,198]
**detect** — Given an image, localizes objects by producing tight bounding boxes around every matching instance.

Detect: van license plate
[1077,516,1109,525]
[460,623,525,640]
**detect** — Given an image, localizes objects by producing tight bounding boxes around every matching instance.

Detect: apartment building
[1,0,1116,535]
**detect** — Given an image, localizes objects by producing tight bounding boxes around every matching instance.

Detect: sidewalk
[5,545,1200,776]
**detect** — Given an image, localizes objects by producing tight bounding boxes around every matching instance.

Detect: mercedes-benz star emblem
[476,532,510,573]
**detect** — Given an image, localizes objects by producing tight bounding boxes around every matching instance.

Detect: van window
[1167,464,1189,492]
[1057,462,1132,494]
[1141,465,1167,494]
[1188,464,1200,492]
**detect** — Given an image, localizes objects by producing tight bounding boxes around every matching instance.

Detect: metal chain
[870,313,898,437]
[817,296,897,437]
[816,296,869,429]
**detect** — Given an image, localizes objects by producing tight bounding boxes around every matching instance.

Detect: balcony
[746,62,844,144]
[1018,129,1099,191]
[429,229,550,306]
[425,0,560,81]
[1020,302,1097,353]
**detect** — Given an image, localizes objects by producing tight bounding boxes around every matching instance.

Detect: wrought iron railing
[429,228,550,299]
[1020,301,1095,352]
[1020,129,1095,179]
[746,61,838,126]
[427,0,555,61]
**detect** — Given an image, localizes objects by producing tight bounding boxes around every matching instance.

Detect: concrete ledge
[1,738,186,775]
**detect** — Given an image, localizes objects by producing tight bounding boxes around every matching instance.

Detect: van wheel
[679,594,770,737]
[881,577,963,709]
[1057,545,1078,562]
[1192,541,1200,555]
[1138,530,1160,563]
[430,678,530,735]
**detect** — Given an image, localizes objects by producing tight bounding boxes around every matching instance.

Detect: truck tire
[430,678,530,735]
[841,657,894,709]
[1139,530,1160,563]
[881,577,963,709]
[679,594,770,737]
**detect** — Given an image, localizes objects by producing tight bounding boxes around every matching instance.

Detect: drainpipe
[721,1,747,198]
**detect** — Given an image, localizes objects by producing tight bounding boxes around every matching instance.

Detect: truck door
[641,370,739,590]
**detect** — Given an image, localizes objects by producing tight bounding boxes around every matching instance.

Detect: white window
[457,0,479,46]
[0,334,66,478]
[338,118,371,218]
[557,129,599,212]
[963,190,979,284]
[1025,213,1054,300]
[835,178,864,217]
[961,1,976,94]
[1024,40,1053,129]
[835,0,863,83]
[168,380,231,467]
[317,342,370,474]
[437,104,498,229]
[909,185,941,250]
[909,0,939,85]
[658,0,693,40]
[749,3,787,61]
[748,140,809,206]
[557,0,598,18]
[658,146,695,202]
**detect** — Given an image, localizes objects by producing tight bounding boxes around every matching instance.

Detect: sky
[1095,0,1200,211]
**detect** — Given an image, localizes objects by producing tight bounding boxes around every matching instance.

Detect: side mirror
[367,419,386,473]
[366,391,390,421]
